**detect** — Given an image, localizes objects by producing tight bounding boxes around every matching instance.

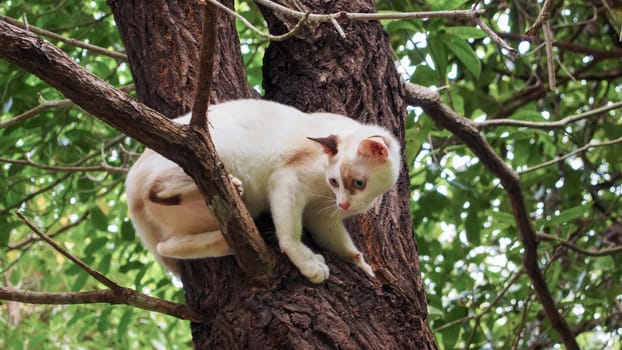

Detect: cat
[125,99,401,283]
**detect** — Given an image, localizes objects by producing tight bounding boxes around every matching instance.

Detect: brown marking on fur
[148,182,182,205]
[285,146,317,166]
[340,163,367,195]
[130,198,144,213]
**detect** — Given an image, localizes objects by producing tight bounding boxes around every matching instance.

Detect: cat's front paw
[351,252,375,278]
[299,253,330,284]
[228,174,244,197]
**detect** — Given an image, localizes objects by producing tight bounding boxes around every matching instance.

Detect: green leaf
[97,252,112,274]
[411,65,438,86]
[71,271,89,291]
[445,26,487,39]
[431,0,470,11]
[97,306,114,332]
[117,308,134,341]
[491,211,516,230]
[465,210,480,245]
[547,204,590,226]
[441,33,481,78]
[510,109,546,121]
[85,236,108,255]
[121,220,135,241]
[428,32,448,79]
[90,206,108,231]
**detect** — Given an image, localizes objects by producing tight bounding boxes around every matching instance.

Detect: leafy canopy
[1,0,621,349]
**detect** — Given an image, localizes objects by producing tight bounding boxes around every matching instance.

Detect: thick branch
[403,81,579,350]
[0,287,202,322]
[0,18,275,284]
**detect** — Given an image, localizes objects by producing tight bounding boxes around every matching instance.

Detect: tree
[1,0,622,349]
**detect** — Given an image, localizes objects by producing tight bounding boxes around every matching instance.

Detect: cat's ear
[357,136,389,161]
[308,134,339,156]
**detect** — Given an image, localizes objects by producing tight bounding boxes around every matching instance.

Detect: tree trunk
[108,0,254,117]
[108,0,436,348]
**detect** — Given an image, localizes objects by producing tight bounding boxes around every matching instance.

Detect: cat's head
[309,127,401,215]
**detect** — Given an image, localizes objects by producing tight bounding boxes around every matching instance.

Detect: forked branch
[403,81,579,350]
[0,18,275,284]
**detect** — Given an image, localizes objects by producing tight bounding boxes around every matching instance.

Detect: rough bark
[108,0,436,348]
[107,0,254,117]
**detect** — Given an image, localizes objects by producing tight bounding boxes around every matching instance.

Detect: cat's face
[310,131,400,215]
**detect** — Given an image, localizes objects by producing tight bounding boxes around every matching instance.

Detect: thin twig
[0,84,135,129]
[15,211,121,291]
[537,232,622,257]
[8,211,90,251]
[330,18,346,39]
[0,287,202,322]
[543,22,556,90]
[0,157,127,173]
[526,0,554,36]
[253,0,483,21]
[0,99,72,129]
[474,17,519,58]
[476,100,622,130]
[205,0,309,41]
[0,15,127,61]
[0,135,126,217]
[519,136,622,174]
[433,268,525,332]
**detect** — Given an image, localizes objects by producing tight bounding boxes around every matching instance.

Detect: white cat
[125,99,401,283]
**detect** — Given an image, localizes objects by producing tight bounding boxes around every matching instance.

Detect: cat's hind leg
[157,231,232,259]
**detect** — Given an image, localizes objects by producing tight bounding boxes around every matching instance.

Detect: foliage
[379,0,622,348]
[1,0,189,348]
[0,0,621,349]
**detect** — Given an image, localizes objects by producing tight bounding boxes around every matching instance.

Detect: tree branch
[0,98,72,129]
[0,15,127,61]
[16,211,122,291]
[0,18,275,284]
[536,232,622,257]
[0,287,202,322]
[206,0,309,41]
[0,156,127,173]
[526,0,555,36]
[519,135,622,174]
[190,1,218,128]
[8,211,90,251]
[403,81,580,350]
[7,212,202,322]
[0,135,125,217]
[253,0,484,21]
[476,100,622,130]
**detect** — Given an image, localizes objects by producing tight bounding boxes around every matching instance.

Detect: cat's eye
[352,179,366,190]
[328,178,339,187]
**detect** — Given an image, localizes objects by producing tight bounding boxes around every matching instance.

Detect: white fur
[125,99,401,283]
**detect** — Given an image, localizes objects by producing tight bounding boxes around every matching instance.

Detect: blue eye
[328,178,339,187]
[352,179,366,189]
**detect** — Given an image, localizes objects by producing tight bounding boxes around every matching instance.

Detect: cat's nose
[338,202,350,210]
